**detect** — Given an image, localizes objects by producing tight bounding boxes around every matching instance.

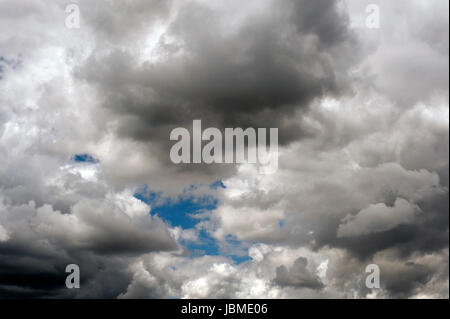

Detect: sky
[0,0,448,298]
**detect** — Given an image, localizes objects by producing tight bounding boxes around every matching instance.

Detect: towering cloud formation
[0,0,448,298]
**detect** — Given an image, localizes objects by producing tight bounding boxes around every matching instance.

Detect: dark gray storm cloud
[0,196,177,298]
[78,0,360,146]
[273,256,324,290]
[0,0,448,299]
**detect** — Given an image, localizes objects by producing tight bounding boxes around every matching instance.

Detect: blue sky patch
[134,185,217,229]
[72,153,99,164]
[210,180,226,189]
[134,182,251,264]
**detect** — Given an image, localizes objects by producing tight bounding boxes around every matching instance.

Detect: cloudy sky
[0,0,448,298]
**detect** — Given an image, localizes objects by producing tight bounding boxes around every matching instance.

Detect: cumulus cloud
[0,0,448,299]
[337,198,421,238]
[274,256,324,290]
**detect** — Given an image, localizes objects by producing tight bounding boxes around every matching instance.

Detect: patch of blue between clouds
[134,182,251,264]
[71,153,99,164]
